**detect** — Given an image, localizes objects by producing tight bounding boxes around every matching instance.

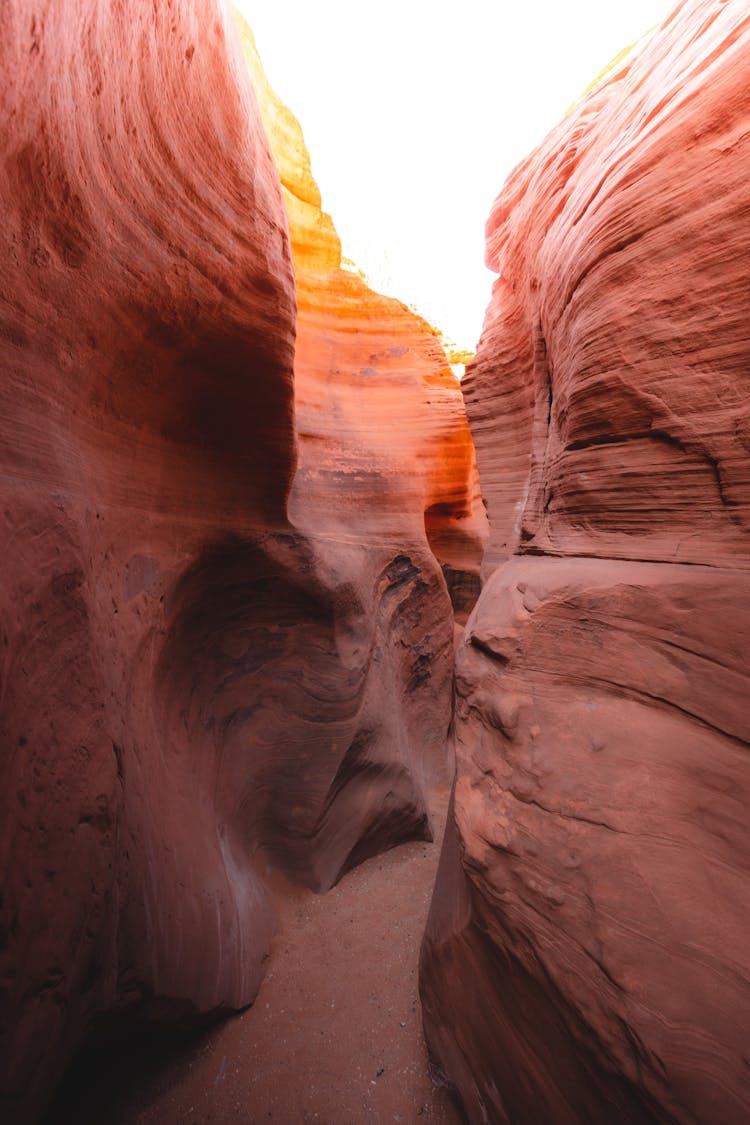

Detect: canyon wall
[0,2,477,1120]
[235,13,487,623]
[1,3,295,1119]
[421,1,750,1122]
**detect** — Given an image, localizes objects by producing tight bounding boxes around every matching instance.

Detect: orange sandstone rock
[0,3,477,1122]
[421,2,750,1122]
[236,13,487,621]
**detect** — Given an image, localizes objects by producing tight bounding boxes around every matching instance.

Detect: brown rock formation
[0,3,476,1121]
[421,1,750,1122]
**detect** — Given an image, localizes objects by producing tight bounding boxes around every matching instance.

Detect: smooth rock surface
[1,3,295,1119]
[0,3,471,1120]
[236,13,487,622]
[424,556,750,1124]
[422,2,750,1122]
[464,0,750,578]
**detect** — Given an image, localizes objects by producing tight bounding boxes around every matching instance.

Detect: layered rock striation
[1,3,296,1118]
[421,1,750,1122]
[236,14,487,623]
[0,3,478,1121]
[464,0,750,579]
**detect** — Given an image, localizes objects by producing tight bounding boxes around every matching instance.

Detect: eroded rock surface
[1,3,296,1119]
[421,2,750,1122]
[0,2,470,1120]
[236,14,487,623]
[464,0,750,580]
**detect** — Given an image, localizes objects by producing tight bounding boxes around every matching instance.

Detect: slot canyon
[0,1,748,1122]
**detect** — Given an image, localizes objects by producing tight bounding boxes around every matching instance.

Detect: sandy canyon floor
[47,787,463,1124]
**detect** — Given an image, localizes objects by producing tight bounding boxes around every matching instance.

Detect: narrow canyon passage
[1,4,486,1120]
[3,2,750,1123]
[47,788,461,1125]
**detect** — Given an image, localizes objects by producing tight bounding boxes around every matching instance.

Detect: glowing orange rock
[236,14,487,620]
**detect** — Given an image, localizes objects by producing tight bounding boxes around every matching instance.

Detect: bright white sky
[234,0,675,351]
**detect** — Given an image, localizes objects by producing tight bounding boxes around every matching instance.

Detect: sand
[47,788,463,1124]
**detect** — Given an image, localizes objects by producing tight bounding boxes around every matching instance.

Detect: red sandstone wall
[0,3,472,1120]
[235,14,487,622]
[465,0,750,578]
[1,4,297,1119]
[421,2,750,1122]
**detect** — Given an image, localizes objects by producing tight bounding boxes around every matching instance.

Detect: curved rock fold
[421,1,750,1122]
[0,2,480,1120]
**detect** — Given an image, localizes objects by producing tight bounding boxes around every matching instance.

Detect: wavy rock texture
[465,0,750,579]
[0,2,468,1121]
[421,1,750,1122]
[235,13,487,623]
[1,3,296,1120]
[228,13,474,872]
